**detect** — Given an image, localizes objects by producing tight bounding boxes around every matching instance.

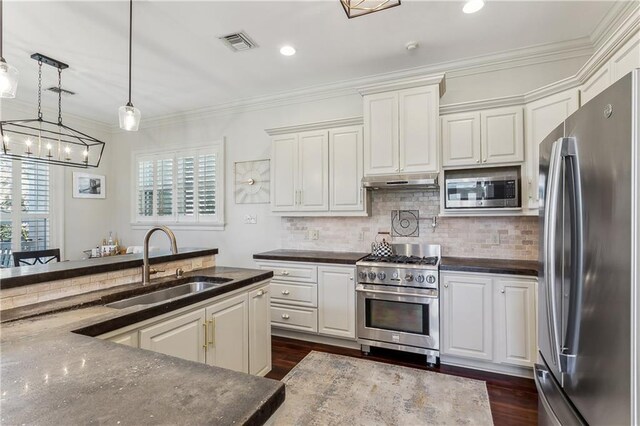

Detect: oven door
[356,284,439,350]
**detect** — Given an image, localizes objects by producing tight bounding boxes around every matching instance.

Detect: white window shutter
[137,158,154,219]
[198,153,216,217]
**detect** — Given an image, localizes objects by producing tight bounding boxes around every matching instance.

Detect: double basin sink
[105,276,232,309]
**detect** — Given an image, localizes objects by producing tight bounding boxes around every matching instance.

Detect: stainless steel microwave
[444,167,521,209]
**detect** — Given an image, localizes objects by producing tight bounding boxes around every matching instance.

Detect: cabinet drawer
[270,281,317,307]
[271,305,318,333]
[258,262,317,283]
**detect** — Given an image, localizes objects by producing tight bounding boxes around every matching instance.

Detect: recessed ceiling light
[280,46,296,56]
[463,0,485,14]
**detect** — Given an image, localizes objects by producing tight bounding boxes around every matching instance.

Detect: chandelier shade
[340,0,401,18]
[0,53,106,168]
[0,0,19,98]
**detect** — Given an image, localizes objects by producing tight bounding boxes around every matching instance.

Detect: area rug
[273,351,493,425]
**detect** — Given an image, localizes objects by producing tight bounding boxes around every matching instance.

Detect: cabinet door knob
[257,289,266,296]
[476,159,480,163]
[483,158,487,163]
[444,283,449,288]
[500,288,505,293]
[350,277,354,281]
[281,314,290,320]
[281,290,290,295]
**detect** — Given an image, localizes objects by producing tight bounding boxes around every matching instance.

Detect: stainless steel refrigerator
[536,69,639,425]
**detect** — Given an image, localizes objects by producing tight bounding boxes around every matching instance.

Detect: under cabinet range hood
[362,173,439,190]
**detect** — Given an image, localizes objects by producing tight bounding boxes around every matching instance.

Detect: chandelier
[340,0,401,18]
[0,53,105,168]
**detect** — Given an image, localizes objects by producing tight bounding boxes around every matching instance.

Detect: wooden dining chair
[13,249,61,267]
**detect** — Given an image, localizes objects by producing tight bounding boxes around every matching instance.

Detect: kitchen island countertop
[0,266,284,425]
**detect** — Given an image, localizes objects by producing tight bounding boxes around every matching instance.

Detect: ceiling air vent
[219,32,257,52]
[47,86,76,96]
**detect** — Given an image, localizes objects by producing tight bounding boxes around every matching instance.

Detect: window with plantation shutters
[0,158,56,265]
[133,142,224,227]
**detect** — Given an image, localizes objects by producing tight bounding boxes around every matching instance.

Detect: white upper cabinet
[581,65,612,105]
[441,112,481,167]
[398,86,440,173]
[271,134,298,211]
[362,76,443,177]
[480,106,524,165]
[329,126,364,211]
[441,106,523,167]
[268,119,368,216]
[298,131,329,211]
[524,89,579,211]
[363,92,400,175]
[609,34,640,83]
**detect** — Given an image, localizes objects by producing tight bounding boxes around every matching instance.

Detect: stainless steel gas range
[356,244,440,365]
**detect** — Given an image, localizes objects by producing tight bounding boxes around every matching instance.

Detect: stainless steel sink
[106,282,222,309]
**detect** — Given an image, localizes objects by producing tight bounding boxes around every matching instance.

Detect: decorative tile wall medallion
[391,210,419,237]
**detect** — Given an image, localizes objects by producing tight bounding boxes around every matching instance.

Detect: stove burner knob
[416,275,425,283]
[392,272,399,279]
[405,273,414,282]
[358,271,367,280]
[368,272,377,280]
[378,272,386,280]
[426,274,436,284]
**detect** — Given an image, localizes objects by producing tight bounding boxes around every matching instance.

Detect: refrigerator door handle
[559,138,584,375]
[543,138,565,369]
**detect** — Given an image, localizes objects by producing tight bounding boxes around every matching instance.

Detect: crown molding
[265,116,364,136]
[119,36,598,132]
[356,73,446,97]
[440,95,525,116]
[590,1,638,50]
[576,2,640,85]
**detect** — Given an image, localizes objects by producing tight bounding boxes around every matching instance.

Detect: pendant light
[340,0,401,19]
[1,53,106,168]
[0,0,19,98]
[118,0,141,131]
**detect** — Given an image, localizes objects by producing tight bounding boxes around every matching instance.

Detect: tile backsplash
[282,190,539,260]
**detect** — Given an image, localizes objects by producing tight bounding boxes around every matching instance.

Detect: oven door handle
[355,285,438,299]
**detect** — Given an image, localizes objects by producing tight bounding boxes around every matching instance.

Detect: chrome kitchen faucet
[142,226,178,285]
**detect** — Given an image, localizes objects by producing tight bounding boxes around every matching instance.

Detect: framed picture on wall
[73,172,106,199]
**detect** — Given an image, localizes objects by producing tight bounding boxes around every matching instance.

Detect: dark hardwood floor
[266,336,538,426]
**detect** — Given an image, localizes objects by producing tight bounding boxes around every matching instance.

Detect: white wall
[108,53,587,267]
[1,101,113,260]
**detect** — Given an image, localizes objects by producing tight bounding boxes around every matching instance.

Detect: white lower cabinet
[441,273,493,361]
[441,271,537,375]
[257,261,356,342]
[205,293,249,373]
[494,278,537,367]
[104,281,271,376]
[318,266,356,339]
[249,285,272,376]
[140,309,206,363]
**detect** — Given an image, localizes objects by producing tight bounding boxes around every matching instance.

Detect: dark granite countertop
[253,249,369,265]
[0,247,219,289]
[440,257,540,277]
[0,266,284,425]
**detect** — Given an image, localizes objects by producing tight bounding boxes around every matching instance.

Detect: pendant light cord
[128,0,133,105]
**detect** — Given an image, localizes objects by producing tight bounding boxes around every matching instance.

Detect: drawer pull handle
[257,289,267,296]
[281,271,290,276]
[281,314,290,320]
[281,290,290,295]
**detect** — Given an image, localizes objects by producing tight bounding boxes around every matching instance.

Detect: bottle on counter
[108,231,114,246]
